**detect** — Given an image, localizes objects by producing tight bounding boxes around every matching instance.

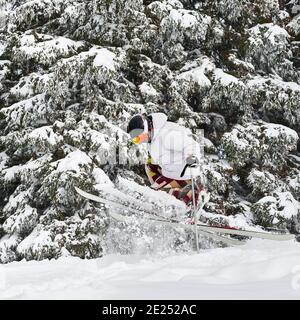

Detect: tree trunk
[278,0,285,10]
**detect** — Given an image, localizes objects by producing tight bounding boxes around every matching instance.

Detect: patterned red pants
[145,163,202,206]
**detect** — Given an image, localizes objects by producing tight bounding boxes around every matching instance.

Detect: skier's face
[132,132,149,144]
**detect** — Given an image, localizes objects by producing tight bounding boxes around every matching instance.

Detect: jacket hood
[150,112,168,140]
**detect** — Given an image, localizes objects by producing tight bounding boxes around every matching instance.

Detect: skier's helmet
[127,114,148,139]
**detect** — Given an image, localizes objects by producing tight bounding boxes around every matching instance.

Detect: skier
[127,113,203,206]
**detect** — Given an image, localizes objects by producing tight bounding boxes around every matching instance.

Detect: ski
[95,183,172,215]
[75,186,157,216]
[193,223,295,241]
[109,211,246,246]
[75,186,243,246]
[75,186,295,242]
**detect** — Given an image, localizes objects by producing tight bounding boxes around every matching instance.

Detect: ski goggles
[129,129,149,144]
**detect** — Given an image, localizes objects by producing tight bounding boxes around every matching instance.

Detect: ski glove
[186,155,199,168]
[180,155,200,177]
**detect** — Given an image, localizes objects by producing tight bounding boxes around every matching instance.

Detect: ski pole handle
[180,164,188,177]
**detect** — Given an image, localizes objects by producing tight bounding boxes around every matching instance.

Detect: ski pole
[191,173,199,253]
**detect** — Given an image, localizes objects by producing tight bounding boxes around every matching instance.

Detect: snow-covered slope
[1,239,300,299]
[0,0,300,266]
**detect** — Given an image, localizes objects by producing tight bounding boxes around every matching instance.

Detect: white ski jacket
[148,113,202,180]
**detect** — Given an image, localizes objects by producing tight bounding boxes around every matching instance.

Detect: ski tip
[74,186,81,192]
[74,186,89,196]
[274,234,295,241]
[74,186,85,196]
